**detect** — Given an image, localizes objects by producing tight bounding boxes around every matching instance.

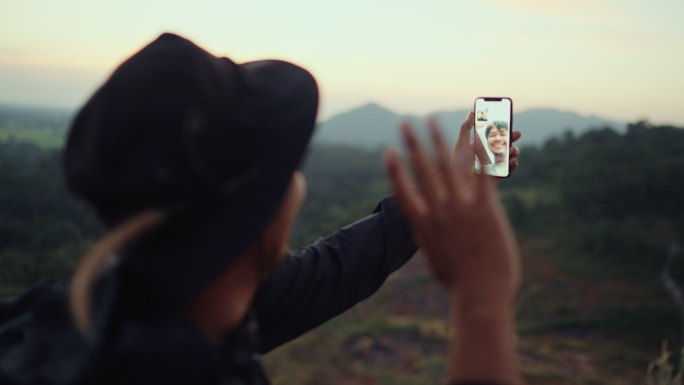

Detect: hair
[69,210,166,336]
[485,121,509,138]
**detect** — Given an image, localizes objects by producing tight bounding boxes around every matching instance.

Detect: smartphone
[473,97,513,178]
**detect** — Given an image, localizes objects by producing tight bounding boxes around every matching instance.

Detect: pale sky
[1,0,683,124]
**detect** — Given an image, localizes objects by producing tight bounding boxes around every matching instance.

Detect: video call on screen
[474,98,511,177]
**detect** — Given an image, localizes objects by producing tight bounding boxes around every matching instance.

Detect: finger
[401,122,444,206]
[384,149,427,222]
[511,130,521,144]
[508,146,520,173]
[509,157,519,172]
[473,133,491,165]
[452,112,476,170]
[449,115,480,199]
[427,119,458,196]
[472,172,498,204]
[455,112,475,152]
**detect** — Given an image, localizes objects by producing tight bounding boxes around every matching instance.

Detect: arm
[252,196,417,353]
[385,113,524,384]
[253,117,522,356]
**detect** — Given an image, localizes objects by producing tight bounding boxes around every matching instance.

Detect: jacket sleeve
[252,196,417,353]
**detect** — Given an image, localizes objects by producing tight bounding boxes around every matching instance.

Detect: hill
[314,103,626,148]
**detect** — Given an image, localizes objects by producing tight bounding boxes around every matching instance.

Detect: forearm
[254,196,417,353]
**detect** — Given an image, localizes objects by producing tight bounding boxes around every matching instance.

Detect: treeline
[1,122,684,304]
[0,140,391,295]
[505,121,684,273]
[0,141,100,294]
[501,122,684,347]
[292,145,389,247]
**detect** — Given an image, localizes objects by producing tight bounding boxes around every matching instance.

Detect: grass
[259,249,683,384]
[501,186,561,208]
[322,313,449,340]
[647,342,684,385]
[0,126,65,148]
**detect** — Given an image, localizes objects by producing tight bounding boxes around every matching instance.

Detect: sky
[1,0,683,124]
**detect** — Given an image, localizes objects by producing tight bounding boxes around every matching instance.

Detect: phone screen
[473,97,513,178]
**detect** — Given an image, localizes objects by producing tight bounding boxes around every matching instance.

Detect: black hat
[64,33,318,308]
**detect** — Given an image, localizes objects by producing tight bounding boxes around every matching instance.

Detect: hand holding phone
[473,97,513,178]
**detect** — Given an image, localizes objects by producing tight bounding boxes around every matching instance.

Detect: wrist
[448,292,522,385]
[449,289,516,320]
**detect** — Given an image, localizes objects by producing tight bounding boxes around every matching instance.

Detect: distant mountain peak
[347,102,397,116]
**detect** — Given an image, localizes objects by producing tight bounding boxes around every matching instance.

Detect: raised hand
[383,112,523,384]
[383,112,520,299]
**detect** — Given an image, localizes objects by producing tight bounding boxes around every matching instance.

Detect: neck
[494,153,506,163]
[183,248,260,340]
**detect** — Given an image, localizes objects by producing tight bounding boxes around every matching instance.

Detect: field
[0,126,66,148]
[262,239,670,385]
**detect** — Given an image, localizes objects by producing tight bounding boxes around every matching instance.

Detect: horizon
[1,0,683,125]
[0,99,637,126]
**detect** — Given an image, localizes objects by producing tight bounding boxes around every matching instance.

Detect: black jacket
[0,197,416,385]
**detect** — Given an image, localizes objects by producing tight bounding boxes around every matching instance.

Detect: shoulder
[0,281,89,385]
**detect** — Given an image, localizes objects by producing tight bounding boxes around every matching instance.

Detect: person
[484,121,510,176]
[0,33,523,385]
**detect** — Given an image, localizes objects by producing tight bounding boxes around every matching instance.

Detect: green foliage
[0,140,101,290]
[505,123,684,270]
[0,127,66,149]
[0,104,70,149]
[647,342,684,385]
[557,125,684,220]
[0,242,88,288]
[292,144,389,247]
[3,119,684,383]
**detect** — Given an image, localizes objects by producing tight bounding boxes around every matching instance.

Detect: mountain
[312,102,403,148]
[314,103,626,148]
[515,108,626,146]
[0,102,627,149]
